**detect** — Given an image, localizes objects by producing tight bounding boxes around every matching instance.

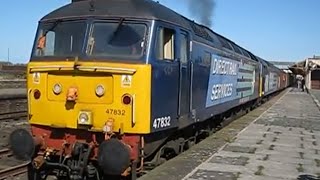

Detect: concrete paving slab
[182,89,320,180]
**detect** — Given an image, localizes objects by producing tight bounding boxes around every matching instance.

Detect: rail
[0,111,27,121]
[0,163,28,180]
[0,148,28,180]
[0,148,12,159]
[0,90,27,121]
[0,79,26,82]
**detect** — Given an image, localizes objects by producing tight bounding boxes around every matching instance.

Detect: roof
[269,61,295,70]
[40,0,190,29]
[39,0,266,62]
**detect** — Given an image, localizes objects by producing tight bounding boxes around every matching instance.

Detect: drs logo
[153,116,171,129]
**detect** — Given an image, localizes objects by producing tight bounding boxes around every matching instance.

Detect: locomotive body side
[8,0,288,179]
[147,21,261,133]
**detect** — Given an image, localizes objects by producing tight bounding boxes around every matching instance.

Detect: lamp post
[7,48,10,63]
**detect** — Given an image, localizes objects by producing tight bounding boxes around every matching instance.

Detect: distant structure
[290,55,320,90]
[0,61,26,79]
[0,61,12,65]
[269,61,295,74]
[269,61,295,70]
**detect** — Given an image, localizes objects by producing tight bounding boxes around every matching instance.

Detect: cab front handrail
[29,65,137,75]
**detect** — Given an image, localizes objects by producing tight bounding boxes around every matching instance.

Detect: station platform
[139,88,320,180]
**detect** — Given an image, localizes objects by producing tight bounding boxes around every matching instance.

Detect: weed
[262,154,269,161]
[299,152,304,159]
[269,144,275,150]
[313,141,317,146]
[315,159,320,167]
[256,140,263,145]
[254,165,264,176]
[297,163,304,172]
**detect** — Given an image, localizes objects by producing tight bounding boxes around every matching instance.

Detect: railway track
[0,111,27,121]
[0,89,27,122]
[0,149,28,180]
[0,148,12,159]
[0,90,29,179]
[0,163,28,180]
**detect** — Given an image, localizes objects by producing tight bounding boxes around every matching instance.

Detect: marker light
[53,83,62,95]
[78,111,92,125]
[33,89,41,99]
[122,94,132,105]
[95,84,105,97]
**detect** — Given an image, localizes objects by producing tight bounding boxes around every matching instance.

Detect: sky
[0,0,319,63]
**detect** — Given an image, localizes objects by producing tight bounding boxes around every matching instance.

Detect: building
[290,55,320,90]
[269,61,295,71]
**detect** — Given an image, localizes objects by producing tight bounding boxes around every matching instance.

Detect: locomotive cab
[10,9,158,179]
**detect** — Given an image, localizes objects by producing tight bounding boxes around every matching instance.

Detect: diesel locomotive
[9,0,292,179]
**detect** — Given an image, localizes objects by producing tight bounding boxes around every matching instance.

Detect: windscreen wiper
[108,17,125,43]
[37,20,62,50]
[43,20,62,36]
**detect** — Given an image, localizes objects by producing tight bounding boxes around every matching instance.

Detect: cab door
[178,30,192,127]
[150,24,180,132]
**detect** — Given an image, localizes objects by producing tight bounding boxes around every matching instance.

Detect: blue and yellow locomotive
[9,0,291,179]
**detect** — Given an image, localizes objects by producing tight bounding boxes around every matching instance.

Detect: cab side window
[180,33,188,64]
[156,27,175,61]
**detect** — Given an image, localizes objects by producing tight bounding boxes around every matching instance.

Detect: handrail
[29,65,137,75]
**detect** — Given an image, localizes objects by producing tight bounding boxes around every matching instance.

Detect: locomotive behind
[9,0,292,179]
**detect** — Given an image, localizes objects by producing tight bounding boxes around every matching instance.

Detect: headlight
[53,83,62,95]
[95,84,105,97]
[78,111,92,125]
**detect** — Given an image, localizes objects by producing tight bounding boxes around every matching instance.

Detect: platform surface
[183,89,320,180]
[139,88,320,180]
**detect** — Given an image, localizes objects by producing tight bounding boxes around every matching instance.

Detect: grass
[224,136,234,143]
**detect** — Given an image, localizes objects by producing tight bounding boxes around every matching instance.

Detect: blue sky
[0,0,319,63]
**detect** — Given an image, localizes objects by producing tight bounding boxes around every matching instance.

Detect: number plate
[106,109,126,116]
[153,116,171,129]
